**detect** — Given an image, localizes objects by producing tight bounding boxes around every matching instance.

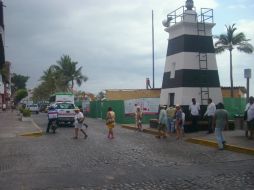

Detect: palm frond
[237,43,254,54]
[214,46,226,54]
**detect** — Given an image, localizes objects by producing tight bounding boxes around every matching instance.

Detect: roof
[105,89,161,100]
[221,86,247,93]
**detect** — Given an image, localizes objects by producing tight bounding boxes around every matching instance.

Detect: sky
[4,0,254,96]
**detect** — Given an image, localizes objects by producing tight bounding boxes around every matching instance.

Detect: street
[0,113,254,190]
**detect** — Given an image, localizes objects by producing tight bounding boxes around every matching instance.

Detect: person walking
[204,98,216,134]
[213,103,228,150]
[156,105,167,139]
[175,105,183,140]
[189,98,200,132]
[106,107,116,139]
[166,105,176,134]
[73,108,88,139]
[245,96,254,139]
[135,106,143,131]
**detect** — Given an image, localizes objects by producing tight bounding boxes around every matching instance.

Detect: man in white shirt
[245,96,254,139]
[204,98,216,134]
[189,98,200,131]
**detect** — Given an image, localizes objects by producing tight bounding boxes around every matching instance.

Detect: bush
[19,106,24,114]
[22,108,31,117]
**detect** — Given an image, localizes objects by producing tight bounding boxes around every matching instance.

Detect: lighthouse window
[170,62,176,78]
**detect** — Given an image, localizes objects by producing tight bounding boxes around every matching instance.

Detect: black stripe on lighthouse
[162,69,220,89]
[167,35,215,56]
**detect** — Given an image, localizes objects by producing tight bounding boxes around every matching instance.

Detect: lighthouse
[160,0,222,112]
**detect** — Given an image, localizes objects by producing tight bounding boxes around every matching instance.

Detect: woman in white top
[73,108,87,139]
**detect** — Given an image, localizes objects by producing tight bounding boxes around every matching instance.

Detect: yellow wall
[106,89,161,100]
[221,88,245,98]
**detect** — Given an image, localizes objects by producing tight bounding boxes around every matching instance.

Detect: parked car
[26,104,39,114]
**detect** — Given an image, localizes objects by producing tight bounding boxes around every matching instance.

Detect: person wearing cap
[73,108,88,139]
[156,105,168,139]
[245,96,254,139]
[135,106,143,131]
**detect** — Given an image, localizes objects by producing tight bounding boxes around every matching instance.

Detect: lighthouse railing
[166,6,197,26]
[198,8,213,23]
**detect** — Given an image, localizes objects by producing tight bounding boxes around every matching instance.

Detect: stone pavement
[0,109,42,138]
[0,112,254,189]
[122,124,254,155]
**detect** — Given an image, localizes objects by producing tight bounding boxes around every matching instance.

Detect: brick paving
[0,111,253,189]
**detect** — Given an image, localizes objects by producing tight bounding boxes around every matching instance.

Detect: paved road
[0,113,253,189]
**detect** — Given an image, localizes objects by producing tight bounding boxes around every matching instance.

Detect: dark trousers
[191,115,199,132]
[207,116,214,133]
[83,122,88,128]
[46,121,51,132]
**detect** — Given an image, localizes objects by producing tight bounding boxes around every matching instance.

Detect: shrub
[22,108,31,117]
[19,106,24,114]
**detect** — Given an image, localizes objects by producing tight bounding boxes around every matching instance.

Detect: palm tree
[214,24,253,97]
[52,55,88,92]
[40,68,56,93]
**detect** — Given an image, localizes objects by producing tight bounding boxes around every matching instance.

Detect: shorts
[107,123,115,129]
[75,123,84,129]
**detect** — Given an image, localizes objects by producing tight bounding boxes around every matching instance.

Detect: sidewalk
[0,110,42,138]
[122,124,254,155]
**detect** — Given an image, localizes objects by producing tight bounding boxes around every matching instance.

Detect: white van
[26,104,39,114]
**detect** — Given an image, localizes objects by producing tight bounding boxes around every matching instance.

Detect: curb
[19,119,43,137]
[122,124,159,135]
[121,124,254,156]
[186,138,254,156]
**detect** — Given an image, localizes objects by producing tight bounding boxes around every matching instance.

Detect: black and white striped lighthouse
[160,0,222,110]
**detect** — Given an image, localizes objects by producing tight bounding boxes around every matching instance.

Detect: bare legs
[108,128,114,139]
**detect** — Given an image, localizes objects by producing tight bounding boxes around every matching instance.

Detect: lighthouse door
[168,93,175,106]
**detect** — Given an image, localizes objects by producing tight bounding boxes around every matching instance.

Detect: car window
[56,103,74,109]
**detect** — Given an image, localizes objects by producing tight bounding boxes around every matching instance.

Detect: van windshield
[56,103,75,109]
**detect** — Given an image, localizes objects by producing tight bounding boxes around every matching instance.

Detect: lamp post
[244,69,251,102]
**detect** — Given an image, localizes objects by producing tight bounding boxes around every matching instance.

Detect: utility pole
[152,10,155,89]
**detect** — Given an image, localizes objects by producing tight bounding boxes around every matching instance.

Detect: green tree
[15,89,28,103]
[52,55,88,92]
[39,67,57,94]
[214,24,253,97]
[96,91,106,101]
[0,66,9,83]
[11,73,29,91]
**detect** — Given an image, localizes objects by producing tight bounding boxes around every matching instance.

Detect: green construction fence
[87,100,158,124]
[223,97,246,119]
[84,97,247,124]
